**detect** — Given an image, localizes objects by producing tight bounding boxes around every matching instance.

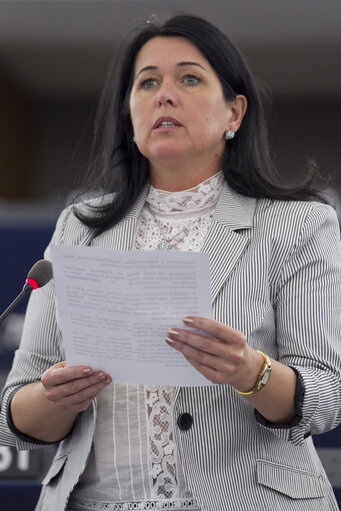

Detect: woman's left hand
[166,316,263,391]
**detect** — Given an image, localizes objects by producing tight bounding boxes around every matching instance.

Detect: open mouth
[157,121,180,128]
[153,117,182,130]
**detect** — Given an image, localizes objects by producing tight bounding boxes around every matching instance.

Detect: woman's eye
[140,78,158,89]
[183,75,201,85]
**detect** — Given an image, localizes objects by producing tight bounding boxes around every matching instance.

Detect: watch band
[235,350,272,396]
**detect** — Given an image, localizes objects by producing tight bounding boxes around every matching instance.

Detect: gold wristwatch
[235,351,272,396]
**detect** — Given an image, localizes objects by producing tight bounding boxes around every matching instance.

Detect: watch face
[260,368,271,386]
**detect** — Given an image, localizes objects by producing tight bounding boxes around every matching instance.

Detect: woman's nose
[156,81,178,107]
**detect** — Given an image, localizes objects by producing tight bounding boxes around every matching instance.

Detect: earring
[133,136,136,143]
[225,130,235,140]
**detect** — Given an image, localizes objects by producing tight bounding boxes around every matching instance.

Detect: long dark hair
[75,14,326,234]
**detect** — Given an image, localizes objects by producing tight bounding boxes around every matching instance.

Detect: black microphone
[0,260,53,325]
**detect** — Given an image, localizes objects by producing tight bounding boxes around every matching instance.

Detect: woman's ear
[226,95,248,133]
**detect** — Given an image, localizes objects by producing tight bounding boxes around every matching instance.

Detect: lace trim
[69,496,198,510]
[147,172,223,214]
[146,386,177,500]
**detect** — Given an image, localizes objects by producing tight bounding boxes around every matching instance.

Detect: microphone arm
[0,283,34,325]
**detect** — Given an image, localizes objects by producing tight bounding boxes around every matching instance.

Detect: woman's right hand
[41,361,112,414]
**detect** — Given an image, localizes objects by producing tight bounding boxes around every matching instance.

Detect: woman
[1,14,340,511]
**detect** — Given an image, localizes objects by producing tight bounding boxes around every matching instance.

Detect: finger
[52,361,67,370]
[166,338,232,373]
[42,365,95,387]
[186,357,226,385]
[44,372,111,401]
[183,317,246,345]
[55,378,111,408]
[167,328,229,358]
[62,395,97,414]
[67,399,93,414]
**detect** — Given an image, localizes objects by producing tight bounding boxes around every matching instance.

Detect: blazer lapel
[79,185,150,250]
[174,184,256,401]
[202,182,256,303]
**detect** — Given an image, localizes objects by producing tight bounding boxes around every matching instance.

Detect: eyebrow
[134,61,207,80]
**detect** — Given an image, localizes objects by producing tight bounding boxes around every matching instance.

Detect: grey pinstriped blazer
[1,182,341,511]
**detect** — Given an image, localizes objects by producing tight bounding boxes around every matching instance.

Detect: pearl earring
[133,136,136,143]
[225,130,235,140]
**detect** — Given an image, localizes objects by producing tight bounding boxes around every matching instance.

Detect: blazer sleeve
[0,205,74,450]
[257,203,341,446]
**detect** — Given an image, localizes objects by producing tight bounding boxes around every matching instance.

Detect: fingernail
[183,317,194,325]
[168,329,179,336]
[165,337,175,344]
[82,368,92,375]
[98,373,105,381]
[106,376,112,384]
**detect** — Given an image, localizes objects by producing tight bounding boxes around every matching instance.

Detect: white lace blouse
[69,172,224,511]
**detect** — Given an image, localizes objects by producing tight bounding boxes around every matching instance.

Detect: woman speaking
[1,14,340,511]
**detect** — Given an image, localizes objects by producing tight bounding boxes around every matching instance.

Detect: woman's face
[129,36,243,180]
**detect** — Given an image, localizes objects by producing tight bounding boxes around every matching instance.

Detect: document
[50,245,213,386]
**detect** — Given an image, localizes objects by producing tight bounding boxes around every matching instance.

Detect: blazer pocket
[42,453,68,486]
[256,460,325,499]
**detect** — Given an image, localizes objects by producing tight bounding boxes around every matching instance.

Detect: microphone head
[27,260,53,288]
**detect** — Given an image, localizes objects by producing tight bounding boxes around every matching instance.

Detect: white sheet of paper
[50,244,213,386]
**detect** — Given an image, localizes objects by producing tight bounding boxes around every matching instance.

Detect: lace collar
[146,171,224,215]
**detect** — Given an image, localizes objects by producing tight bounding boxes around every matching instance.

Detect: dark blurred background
[0,1,340,509]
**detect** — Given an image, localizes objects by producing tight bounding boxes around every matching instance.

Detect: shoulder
[50,193,115,246]
[255,196,337,220]
[250,199,341,270]
[254,198,339,241]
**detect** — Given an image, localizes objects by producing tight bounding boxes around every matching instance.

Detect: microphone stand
[0,283,33,325]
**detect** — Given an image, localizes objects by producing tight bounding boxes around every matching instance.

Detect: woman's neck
[149,157,223,192]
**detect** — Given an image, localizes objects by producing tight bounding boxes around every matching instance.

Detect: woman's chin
[148,146,189,162]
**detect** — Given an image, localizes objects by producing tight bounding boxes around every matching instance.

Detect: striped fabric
[1,181,340,511]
